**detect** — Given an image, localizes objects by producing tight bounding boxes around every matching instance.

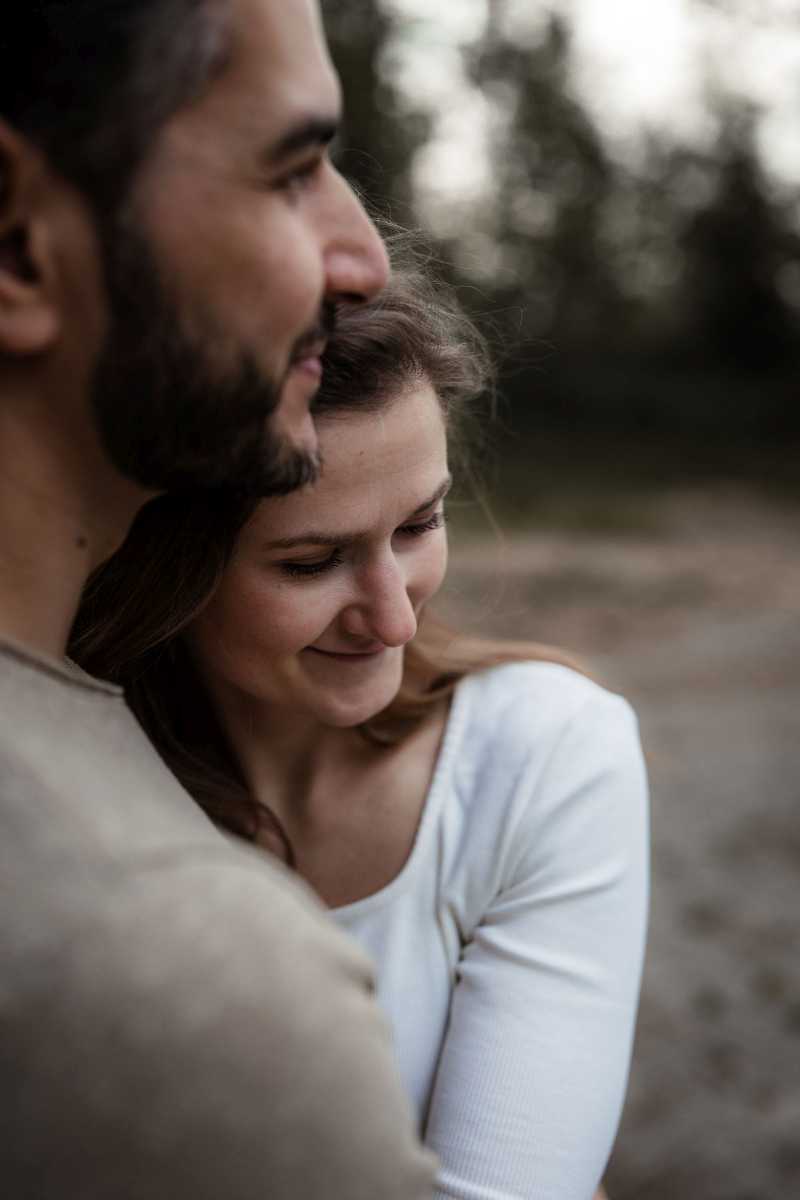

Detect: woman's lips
[290,338,327,381]
[292,354,323,380]
[305,646,386,663]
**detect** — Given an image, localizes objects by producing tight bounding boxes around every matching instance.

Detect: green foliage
[324,2,800,448]
[677,108,800,376]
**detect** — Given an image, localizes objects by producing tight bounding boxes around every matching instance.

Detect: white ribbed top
[332,662,649,1200]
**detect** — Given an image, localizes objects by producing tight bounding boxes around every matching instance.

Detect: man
[0,1,435,1196]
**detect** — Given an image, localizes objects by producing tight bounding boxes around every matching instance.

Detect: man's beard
[90,219,330,496]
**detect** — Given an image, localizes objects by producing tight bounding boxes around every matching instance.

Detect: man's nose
[322,170,390,303]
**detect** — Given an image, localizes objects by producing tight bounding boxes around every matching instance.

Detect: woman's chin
[314,682,400,730]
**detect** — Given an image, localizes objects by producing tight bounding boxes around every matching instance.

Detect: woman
[71,271,648,1200]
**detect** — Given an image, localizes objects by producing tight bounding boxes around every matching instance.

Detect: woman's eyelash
[399,511,446,537]
[279,512,444,578]
[281,551,343,579]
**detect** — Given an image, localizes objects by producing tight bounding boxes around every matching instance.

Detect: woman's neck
[208,677,450,907]
[210,688,362,825]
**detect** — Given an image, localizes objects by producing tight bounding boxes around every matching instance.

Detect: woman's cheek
[421,535,448,604]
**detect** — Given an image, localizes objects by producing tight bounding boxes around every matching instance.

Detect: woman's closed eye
[280,551,343,579]
[397,510,446,538]
[278,511,445,581]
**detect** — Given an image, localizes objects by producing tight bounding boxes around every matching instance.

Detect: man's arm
[4,852,436,1199]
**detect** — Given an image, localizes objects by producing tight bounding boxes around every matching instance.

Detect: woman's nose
[343,560,418,648]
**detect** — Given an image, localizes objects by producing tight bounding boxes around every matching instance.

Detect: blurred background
[323,2,800,1197]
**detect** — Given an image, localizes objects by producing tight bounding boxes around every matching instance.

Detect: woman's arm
[424,688,648,1200]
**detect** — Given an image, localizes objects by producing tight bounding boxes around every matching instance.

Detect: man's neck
[0,398,146,660]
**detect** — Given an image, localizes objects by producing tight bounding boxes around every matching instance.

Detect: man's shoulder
[0,636,220,855]
[0,634,357,991]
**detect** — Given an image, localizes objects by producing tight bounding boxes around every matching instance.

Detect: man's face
[92,0,389,495]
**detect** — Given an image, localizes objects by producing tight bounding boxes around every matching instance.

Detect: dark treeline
[324,2,800,458]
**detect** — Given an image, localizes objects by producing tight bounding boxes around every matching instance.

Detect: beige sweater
[0,640,434,1199]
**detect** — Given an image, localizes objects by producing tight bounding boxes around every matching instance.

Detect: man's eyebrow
[264,116,340,165]
[264,476,453,552]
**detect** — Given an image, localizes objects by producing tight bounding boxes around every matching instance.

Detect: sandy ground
[439,485,800,1200]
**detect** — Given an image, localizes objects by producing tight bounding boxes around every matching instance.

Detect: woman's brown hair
[69,268,572,859]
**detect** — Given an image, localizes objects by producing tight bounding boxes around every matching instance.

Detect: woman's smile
[305,645,387,662]
[188,379,449,730]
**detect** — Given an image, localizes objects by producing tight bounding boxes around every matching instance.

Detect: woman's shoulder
[436,660,647,918]
[446,659,641,804]
[460,659,635,743]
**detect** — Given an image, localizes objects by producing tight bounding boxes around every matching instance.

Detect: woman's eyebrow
[262,476,453,553]
[265,531,346,550]
[408,476,453,517]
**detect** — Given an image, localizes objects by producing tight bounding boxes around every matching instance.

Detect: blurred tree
[457,10,629,346]
[323,2,800,446]
[677,104,800,376]
[432,9,648,436]
[322,0,430,220]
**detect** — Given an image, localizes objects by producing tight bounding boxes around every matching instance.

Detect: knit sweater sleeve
[424,684,649,1200]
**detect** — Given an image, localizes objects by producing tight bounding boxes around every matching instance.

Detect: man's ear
[0,119,61,356]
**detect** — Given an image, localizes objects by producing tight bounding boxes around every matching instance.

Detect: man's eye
[280,551,343,578]
[277,156,324,195]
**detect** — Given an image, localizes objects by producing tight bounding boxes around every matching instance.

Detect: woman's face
[189,379,450,728]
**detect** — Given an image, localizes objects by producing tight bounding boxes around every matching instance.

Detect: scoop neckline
[330,672,474,918]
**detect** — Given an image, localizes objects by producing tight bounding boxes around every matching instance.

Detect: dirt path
[440,486,800,1200]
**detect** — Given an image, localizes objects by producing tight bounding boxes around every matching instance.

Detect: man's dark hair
[1,0,231,213]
